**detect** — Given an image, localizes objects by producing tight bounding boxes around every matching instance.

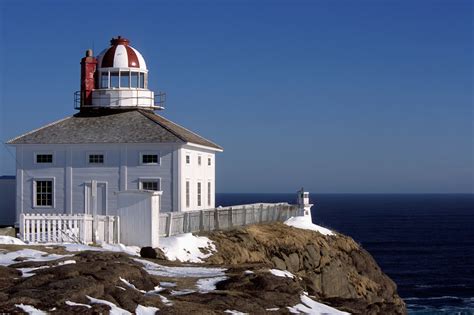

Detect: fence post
[92,215,98,244]
[183,212,189,233]
[19,213,25,242]
[167,212,173,237]
[115,216,120,244]
[199,210,204,232]
[228,207,233,228]
[259,204,263,223]
[214,209,220,230]
[242,206,247,226]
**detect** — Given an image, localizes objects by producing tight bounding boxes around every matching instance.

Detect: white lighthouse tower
[297,188,313,221]
[76,36,165,110]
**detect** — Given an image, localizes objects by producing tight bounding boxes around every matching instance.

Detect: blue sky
[0,0,472,193]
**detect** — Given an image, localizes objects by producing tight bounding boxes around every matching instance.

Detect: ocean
[216,193,474,315]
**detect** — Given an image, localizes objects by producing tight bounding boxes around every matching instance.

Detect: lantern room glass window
[120,71,129,88]
[131,72,139,88]
[100,72,109,88]
[110,72,119,88]
[140,73,145,88]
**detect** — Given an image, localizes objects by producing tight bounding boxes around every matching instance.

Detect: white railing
[159,203,298,237]
[20,213,120,244]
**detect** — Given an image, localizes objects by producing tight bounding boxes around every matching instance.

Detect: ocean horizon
[216,193,474,315]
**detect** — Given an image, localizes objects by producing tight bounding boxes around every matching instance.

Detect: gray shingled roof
[7,109,222,150]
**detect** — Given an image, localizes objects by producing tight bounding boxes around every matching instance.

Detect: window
[186,155,190,164]
[120,71,129,88]
[139,72,145,88]
[185,181,190,208]
[198,156,202,166]
[140,179,160,191]
[131,72,139,88]
[88,154,104,164]
[36,154,53,164]
[110,72,119,88]
[197,182,202,207]
[208,157,211,166]
[100,72,109,88]
[142,154,159,164]
[35,180,53,207]
[207,182,211,207]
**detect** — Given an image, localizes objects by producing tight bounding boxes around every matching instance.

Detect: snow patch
[159,281,176,287]
[196,276,228,293]
[65,300,92,308]
[288,294,350,314]
[284,216,334,236]
[158,294,173,306]
[269,269,295,278]
[0,249,70,266]
[0,236,25,245]
[170,289,195,296]
[87,296,131,315]
[243,270,254,275]
[15,304,47,314]
[266,307,279,311]
[120,277,146,293]
[224,310,248,315]
[159,233,216,263]
[134,258,226,278]
[61,243,140,256]
[135,304,160,315]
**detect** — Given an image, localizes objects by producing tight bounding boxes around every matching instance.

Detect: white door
[85,181,107,215]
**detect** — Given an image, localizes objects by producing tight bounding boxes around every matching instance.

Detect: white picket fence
[19,213,120,244]
[159,203,298,237]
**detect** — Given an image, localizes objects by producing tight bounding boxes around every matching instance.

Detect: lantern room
[76,36,165,111]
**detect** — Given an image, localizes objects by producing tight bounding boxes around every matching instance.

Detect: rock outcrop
[0,223,406,314]
[205,223,406,315]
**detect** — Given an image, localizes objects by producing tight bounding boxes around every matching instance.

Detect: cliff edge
[205,222,406,314]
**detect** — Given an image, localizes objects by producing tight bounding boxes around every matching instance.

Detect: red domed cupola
[76,36,165,111]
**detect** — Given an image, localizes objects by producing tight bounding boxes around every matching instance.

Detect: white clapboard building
[6,36,223,226]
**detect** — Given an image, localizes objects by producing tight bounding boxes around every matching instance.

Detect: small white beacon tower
[297,188,313,220]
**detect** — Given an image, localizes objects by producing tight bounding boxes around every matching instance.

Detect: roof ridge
[138,110,222,150]
[6,116,72,144]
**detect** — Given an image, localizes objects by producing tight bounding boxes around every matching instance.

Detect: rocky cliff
[0,223,406,314]
[205,222,406,314]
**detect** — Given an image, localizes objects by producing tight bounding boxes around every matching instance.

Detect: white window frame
[185,179,191,208]
[33,177,55,209]
[34,152,54,165]
[139,151,160,165]
[138,177,162,191]
[207,181,211,207]
[197,181,202,207]
[86,151,105,165]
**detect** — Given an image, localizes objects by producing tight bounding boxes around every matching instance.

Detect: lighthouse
[8,36,222,222]
[76,36,165,110]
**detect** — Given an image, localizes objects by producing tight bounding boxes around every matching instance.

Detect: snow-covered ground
[196,276,228,293]
[0,235,26,245]
[134,258,226,278]
[284,216,335,236]
[15,303,47,315]
[158,233,216,263]
[269,269,295,278]
[0,248,71,267]
[288,294,350,315]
